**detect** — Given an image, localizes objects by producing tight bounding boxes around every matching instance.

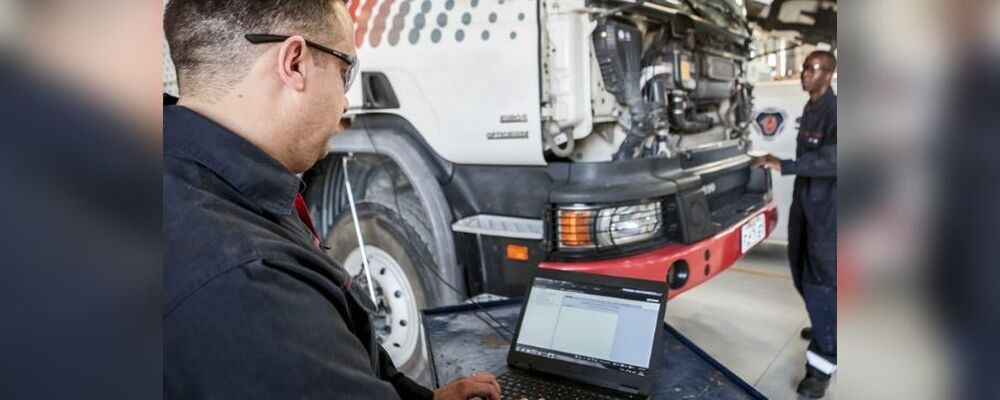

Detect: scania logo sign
[753,108,787,138]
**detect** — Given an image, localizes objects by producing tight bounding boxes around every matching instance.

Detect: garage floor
[665,242,837,399]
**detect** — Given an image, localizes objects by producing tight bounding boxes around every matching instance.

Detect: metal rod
[342,155,378,306]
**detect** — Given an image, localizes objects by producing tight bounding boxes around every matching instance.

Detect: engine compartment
[541,1,754,162]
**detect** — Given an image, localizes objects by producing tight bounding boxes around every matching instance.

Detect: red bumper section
[541,200,779,299]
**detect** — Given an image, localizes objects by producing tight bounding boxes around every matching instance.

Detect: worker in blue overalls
[753,50,837,398]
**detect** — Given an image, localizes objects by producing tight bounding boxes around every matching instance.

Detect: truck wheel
[324,201,438,378]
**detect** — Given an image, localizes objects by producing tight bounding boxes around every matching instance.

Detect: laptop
[496,268,669,400]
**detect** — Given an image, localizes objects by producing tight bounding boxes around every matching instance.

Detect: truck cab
[302,0,777,374]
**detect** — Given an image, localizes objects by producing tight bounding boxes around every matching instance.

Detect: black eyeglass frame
[245,33,358,91]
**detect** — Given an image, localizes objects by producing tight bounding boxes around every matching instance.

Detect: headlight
[556,201,663,250]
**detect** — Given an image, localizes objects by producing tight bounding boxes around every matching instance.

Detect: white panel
[351,0,544,166]
[542,2,594,140]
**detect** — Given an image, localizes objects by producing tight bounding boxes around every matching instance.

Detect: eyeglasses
[801,63,831,74]
[245,33,359,92]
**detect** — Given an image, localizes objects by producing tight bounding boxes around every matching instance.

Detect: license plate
[741,214,766,254]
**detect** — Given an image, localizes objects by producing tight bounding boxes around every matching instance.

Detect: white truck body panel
[540,1,595,141]
[348,0,546,166]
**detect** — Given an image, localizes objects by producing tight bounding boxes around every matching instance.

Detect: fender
[327,114,464,305]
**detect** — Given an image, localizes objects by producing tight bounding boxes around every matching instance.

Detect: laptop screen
[513,277,663,376]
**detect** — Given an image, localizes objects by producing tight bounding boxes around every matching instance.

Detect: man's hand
[434,372,502,400]
[751,154,782,173]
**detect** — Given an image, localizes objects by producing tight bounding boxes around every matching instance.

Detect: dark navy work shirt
[782,88,837,205]
[782,88,837,178]
[781,88,837,277]
[163,105,432,399]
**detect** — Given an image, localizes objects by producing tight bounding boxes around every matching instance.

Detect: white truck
[294,0,778,373]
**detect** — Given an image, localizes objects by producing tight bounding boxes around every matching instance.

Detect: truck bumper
[540,200,779,299]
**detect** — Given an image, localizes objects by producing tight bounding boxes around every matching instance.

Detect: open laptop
[496,268,669,400]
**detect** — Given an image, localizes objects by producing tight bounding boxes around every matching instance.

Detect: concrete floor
[664,242,837,399]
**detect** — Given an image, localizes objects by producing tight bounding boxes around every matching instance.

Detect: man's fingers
[470,372,500,392]
[458,380,501,400]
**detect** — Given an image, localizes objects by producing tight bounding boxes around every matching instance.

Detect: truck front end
[532,0,776,297]
[302,0,777,371]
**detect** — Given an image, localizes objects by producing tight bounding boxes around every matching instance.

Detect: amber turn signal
[506,244,530,261]
[557,209,594,248]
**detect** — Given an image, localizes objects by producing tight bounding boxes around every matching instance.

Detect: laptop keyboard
[497,371,632,400]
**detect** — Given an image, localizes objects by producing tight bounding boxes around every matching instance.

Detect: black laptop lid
[507,268,669,395]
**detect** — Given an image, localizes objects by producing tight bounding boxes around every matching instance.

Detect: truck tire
[324,201,438,379]
[306,154,460,379]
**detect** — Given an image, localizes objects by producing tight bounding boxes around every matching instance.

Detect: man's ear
[276,36,310,92]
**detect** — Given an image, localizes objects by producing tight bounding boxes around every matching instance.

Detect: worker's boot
[796,372,830,398]
[800,327,812,340]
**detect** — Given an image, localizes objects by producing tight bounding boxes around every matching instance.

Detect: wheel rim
[342,246,422,366]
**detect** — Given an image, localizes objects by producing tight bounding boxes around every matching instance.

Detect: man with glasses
[753,50,837,398]
[163,1,499,399]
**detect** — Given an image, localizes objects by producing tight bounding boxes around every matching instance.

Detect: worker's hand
[434,371,501,400]
[751,154,782,173]
[750,154,771,168]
